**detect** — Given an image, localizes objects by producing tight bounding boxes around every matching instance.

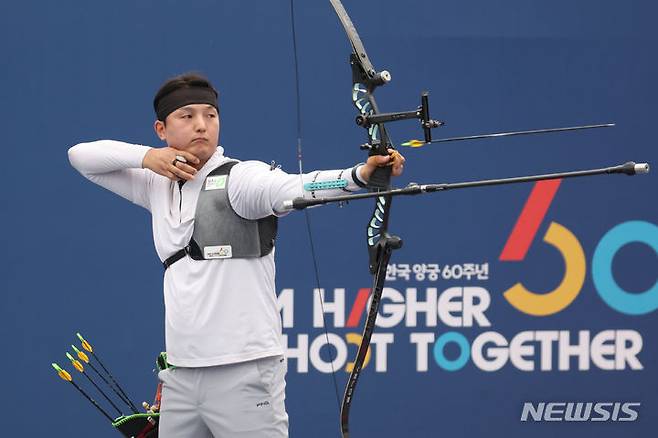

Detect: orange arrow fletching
[81,340,92,352]
[52,363,72,382]
[65,352,85,372]
[77,333,93,353]
[71,345,89,363]
[401,139,425,148]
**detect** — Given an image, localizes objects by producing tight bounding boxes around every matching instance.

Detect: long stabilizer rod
[284,161,649,210]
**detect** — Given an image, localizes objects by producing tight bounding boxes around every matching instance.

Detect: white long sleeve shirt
[68,140,365,367]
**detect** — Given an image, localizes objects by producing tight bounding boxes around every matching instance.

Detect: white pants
[158,355,289,437]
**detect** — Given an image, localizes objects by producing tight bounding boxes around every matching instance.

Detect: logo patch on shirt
[204,245,232,259]
[205,175,227,191]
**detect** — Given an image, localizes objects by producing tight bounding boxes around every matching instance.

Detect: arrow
[52,363,115,422]
[76,333,140,413]
[72,344,138,414]
[66,352,123,416]
[402,123,615,147]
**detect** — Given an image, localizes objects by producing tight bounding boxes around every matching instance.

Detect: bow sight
[356,91,444,145]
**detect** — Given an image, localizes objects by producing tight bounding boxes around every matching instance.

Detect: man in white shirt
[68,72,404,437]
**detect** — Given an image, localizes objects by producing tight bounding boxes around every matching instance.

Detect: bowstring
[289,0,342,412]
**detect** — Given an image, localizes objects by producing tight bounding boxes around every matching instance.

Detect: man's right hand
[142,147,200,181]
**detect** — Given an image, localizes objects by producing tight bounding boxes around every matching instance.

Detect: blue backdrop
[1,1,656,437]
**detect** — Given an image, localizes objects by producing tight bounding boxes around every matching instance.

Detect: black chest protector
[163,161,278,269]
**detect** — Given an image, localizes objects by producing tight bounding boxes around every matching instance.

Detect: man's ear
[154,120,166,141]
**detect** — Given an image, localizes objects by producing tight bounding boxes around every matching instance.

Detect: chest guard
[163,161,277,269]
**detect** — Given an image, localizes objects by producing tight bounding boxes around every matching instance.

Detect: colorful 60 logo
[500,180,657,316]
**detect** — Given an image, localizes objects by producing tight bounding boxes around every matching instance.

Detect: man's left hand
[360,149,406,182]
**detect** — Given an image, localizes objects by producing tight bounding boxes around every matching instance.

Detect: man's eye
[207,113,216,118]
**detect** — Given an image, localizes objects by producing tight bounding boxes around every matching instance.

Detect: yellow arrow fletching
[81,340,92,352]
[77,333,93,353]
[72,345,89,363]
[65,352,84,372]
[401,139,425,148]
[52,363,72,382]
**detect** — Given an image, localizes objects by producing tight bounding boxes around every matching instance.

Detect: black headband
[155,86,218,121]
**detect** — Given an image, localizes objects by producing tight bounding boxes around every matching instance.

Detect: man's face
[155,103,220,162]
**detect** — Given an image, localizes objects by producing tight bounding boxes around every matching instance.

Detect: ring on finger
[172,155,187,166]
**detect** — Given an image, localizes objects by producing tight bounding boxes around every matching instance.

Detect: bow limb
[339,235,399,438]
